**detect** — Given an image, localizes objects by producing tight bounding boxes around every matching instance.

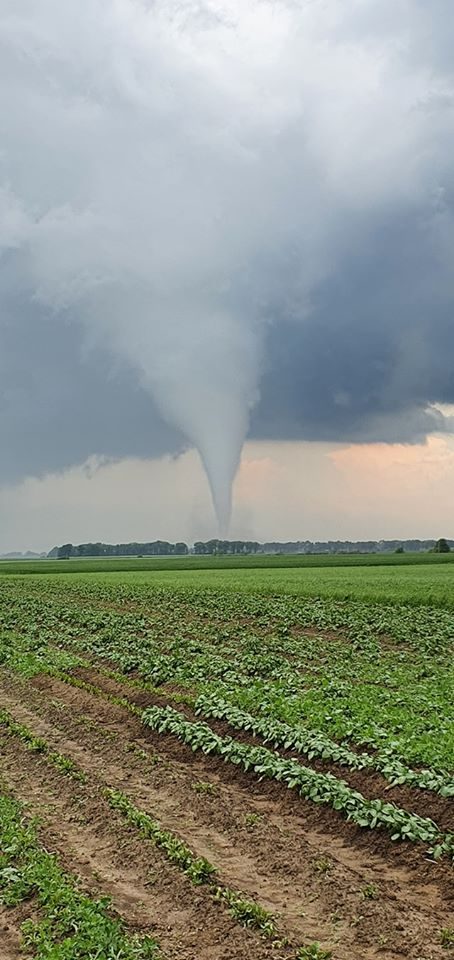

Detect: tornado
[140,308,258,536]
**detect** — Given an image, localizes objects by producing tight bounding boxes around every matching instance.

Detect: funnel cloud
[0,2,454,531]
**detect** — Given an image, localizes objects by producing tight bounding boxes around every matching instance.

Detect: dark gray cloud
[253,203,454,443]
[0,0,454,504]
[0,254,186,483]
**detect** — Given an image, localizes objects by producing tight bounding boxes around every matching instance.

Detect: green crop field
[1,549,454,576]
[3,552,454,607]
[0,558,453,959]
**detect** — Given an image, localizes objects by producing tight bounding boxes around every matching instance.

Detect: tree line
[193,540,261,554]
[49,541,189,559]
[48,537,452,559]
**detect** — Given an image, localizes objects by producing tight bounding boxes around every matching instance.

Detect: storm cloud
[1,0,454,514]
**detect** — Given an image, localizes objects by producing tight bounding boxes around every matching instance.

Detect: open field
[0,562,453,959]
[2,550,454,576]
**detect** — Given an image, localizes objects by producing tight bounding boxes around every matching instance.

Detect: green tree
[57,543,73,559]
[175,542,188,555]
[434,538,451,553]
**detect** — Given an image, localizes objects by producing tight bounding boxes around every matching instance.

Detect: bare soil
[0,905,25,960]
[0,668,453,960]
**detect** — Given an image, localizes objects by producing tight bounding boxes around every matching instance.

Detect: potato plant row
[1,616,452,814]
[142,705,454,861]
[0,575,452,770]
[195,694,454,796]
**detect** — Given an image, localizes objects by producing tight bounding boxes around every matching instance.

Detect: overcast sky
[1,1,454,550]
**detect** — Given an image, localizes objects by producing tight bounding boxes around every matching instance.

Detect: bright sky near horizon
[2,433,454,553]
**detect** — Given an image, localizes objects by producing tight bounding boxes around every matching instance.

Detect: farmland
[0,560,453,959]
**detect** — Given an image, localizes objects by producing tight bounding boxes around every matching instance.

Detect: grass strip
[0,792,160,959]
[97,664,196,707]
[106,789,280,939]
[51,670,143,715]
[0,709,86,782]
[0,630,84,679]
[105,789,216,884]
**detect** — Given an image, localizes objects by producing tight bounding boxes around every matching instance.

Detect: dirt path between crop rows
[0,905,24,960]
[1,669,453,960]
[0,729,282,960]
